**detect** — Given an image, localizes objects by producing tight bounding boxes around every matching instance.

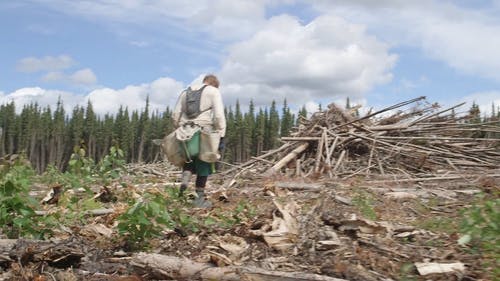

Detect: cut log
[131,253,348,281]
[275,182,322,191]
[264,142,309,176]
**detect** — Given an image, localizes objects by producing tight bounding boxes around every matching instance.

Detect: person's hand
[218,137,225,151]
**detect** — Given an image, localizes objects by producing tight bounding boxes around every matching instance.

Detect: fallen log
[264,142,309,176]
[221,142,293,175]
[131,253,348,281]
[275,182,322,191]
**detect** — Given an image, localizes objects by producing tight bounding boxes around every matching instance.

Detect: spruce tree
[84,100,97,160]
[280,99,293,137]
[224,106,235,163]
[268,100,280,149]
[255,108,266,156]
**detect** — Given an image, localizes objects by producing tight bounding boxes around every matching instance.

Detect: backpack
[184,85,209,119]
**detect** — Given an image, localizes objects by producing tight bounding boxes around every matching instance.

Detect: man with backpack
[172,74,226,208]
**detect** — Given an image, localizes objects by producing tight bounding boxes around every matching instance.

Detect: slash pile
[222,96,500,182]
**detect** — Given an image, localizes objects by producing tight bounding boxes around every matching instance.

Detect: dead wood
[275,182,322,191]
[265,142,309,176]
[131,252,348,281]
[221,96,499,183]
[0,238,85,269]
[35,208,115,216]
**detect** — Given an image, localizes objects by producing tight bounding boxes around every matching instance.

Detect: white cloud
[309,0,500,81]
[188,0,268,41]
[70,68,98,85]
[1,76,185,116]
[219,14,397,107]
[39,68,98,86]
[86,78,184,115]
[0,87,84,114]
[16,55,75,73]
[305,101,319,116]
[41,71,65,83]
[30,0,278,41]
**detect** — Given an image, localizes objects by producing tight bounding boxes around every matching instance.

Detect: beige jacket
[172,83,226,137]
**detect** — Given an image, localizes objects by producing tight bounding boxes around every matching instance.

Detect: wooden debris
[41,184,63,204]
[35,208,115,216]
[275,182,323,191]
[265,142,309,176]
[251,200,300,251]
[131,253,348,281]
[415,261,465,275]
[219,96,499,184]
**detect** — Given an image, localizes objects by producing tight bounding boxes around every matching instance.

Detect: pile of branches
[222,96,500,182]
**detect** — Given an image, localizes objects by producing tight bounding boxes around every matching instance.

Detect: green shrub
[68,144,95,176]
[0,162,53,239]
[97,145,126,184]
[459,195,499,278]
[117,192,176,249]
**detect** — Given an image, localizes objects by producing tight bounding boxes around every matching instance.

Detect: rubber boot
[179,170,192,197]
[193,188,212,208]
[179,184,187,197]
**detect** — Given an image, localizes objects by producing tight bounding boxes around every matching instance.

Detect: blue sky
[1,0,500,117]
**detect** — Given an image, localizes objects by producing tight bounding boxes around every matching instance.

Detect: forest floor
[0,162,498,281]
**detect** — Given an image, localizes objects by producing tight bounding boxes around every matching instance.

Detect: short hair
[203,74,220,88]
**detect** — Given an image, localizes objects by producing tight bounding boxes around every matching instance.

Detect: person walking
[172,74,226,208]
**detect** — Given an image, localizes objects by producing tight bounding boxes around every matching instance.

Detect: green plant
[68,144,95,176]
[97,145,126,184]
[117,192,176,249]
[0,162,53,239]
[415,216,457,234]
[459,195,499,278]
[399,263,417,281]
[206,200,257,228]
[352,190,378,220]
[53,193,104,225]
[234,200,257,223]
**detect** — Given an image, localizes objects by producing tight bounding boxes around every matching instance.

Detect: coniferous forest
[1,97,498,174]
[0,98,306,173]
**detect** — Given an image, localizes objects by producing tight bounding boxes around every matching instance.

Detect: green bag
[181,131,200,161]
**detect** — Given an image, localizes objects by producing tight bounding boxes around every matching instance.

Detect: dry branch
[221,96,499,182]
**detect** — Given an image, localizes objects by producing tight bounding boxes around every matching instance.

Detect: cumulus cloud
[16,55,75,73]
[0,87,84,114]
[219,14,397,108]
[0,76,185,116]
[30,0,279,41]
[41,72,65,83]
[69,68,98,85]
[86,77,185,115]
[309,0,500,81]
[40,68,98,86]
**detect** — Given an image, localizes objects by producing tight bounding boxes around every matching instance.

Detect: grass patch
[414,216,459,234]
[352,189,378,220]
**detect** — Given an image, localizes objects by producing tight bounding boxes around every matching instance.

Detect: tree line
[0,98,306,173]
[1,98,498,174]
